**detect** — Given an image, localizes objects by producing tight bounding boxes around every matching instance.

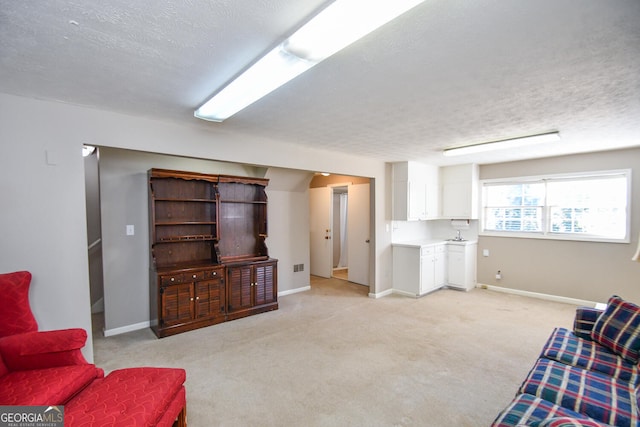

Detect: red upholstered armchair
[0,270,103,406]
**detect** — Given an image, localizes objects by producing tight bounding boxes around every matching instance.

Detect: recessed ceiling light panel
[443,132,561,157]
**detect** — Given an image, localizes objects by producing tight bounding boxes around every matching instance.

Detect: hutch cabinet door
[194,278,225,320]
[227,265,253,313]
[254,261,277,306]
[161,283,194,327]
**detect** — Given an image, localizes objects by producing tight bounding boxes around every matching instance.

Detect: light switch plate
[126,225,135,236]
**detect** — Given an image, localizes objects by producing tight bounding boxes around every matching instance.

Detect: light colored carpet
[93,277,577,427]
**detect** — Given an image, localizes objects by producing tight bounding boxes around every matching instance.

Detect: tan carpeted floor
[93,277,578,427]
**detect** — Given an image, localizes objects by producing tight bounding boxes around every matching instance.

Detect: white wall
[0,96,95,360]
[0,93,392,359]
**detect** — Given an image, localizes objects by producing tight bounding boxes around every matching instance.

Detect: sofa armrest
[573,307,603,340]
[0,328,89,371]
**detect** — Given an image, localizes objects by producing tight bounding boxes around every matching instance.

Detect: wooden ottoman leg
[174,405,187,427]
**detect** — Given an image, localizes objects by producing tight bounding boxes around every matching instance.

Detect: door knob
[365,239,370,243]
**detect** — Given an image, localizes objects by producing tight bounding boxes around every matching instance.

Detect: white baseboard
[369,288,393,299]
[279,286,311,297]
[478,283,601,307]
[102,286,309,337]
[391,289,419,298]
[103,320,150,337]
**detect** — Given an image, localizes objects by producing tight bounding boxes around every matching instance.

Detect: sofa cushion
[591,295,640,363]
[519,358,637,427]
[0,271,38,337]
[491,393,612,427]
[573,307,603,340]
[0,364,101,405]
[541,327,639,384]
[64,367,186,427]
[0,329,88,371]
[529,417,613,426]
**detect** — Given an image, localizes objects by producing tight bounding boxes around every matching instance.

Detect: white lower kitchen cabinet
[393,242,446,297]
[446,242,477,291]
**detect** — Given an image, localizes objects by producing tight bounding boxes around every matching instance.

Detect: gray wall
[98,148,315,333]
[0,92,389,360]
[478,147,640,303]
[98,147,269,333]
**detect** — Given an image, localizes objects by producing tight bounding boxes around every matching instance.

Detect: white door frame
[310,181,371,289]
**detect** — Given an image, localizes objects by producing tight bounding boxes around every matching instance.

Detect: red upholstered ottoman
[65,367,187,427]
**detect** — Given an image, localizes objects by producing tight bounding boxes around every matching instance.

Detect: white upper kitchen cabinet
[440,163,479,219]
[392,161,439,221]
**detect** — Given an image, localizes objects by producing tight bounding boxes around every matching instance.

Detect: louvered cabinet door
[195,278,225,320]
[226,260,278,321]
[161,283,194,327]
[227,264,253,313]
[254,261,277,306]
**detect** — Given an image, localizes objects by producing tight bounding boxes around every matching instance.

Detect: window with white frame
[481,170,630,242]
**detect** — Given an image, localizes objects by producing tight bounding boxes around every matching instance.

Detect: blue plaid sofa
[492,295,640,427]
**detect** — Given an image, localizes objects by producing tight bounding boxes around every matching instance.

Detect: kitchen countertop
[392,239,478,248]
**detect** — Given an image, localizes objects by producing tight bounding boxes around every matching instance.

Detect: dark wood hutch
[148,168,277,338]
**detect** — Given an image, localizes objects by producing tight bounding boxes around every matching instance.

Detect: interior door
[347,183,370,286]
[309,187,332,278]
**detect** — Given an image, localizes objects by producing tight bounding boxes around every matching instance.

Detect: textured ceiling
[1,0,639,165]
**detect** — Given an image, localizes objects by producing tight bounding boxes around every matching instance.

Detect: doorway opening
[332,186,348,281]
[309,174,371,289]
[83,145,105,337]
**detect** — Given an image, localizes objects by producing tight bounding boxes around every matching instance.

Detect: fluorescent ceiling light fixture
[442,132,561,157]
[195,0,426,122]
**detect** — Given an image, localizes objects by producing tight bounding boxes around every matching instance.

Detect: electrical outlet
[126,225,135,236]
[495,270,502,280]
